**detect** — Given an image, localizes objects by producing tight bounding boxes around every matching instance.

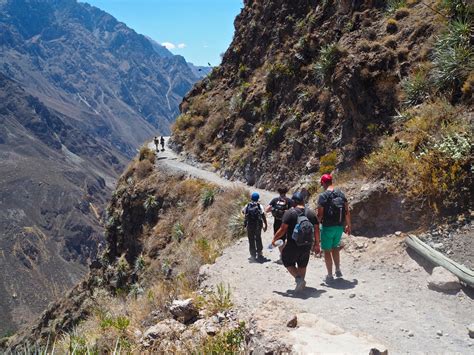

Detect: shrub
[173,113,192,131]
[364,100,472,211]
[172,222,185,242]
[313,43,341,84]
[198,322,246,354]
[439,0,470,17]
[201,187,217,208]
[319,151,338,175]
[135,159,153,179]
[139,146,155,163]
[194,237,219,264]
[207,283,233,315]
[266,62,295,92]
[385,0,407,14]
[431,18,473,92]
[402,68,432,106]
[143,195,158,211]
[386,18,398,33]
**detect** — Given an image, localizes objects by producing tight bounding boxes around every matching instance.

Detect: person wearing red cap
[316,173,351,283]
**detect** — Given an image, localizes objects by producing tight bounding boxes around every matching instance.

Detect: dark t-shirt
[282,207,317,248]
[269,196,292,219]
[317,189,347,226]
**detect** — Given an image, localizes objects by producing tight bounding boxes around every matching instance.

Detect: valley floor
[152,140,474,354]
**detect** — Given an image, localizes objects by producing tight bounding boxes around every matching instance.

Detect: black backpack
[272,197,289,220]
[245,202,262,227]
[324,190,346,226]
[291,208,314,247]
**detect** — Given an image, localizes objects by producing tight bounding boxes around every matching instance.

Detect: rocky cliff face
[171,0,447,185]
[172,0,472,222]
[0,0,206,335]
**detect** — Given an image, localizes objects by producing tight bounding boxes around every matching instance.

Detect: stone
[141,319,186,346]
[287,315,298,328]
[468,323,474,338]
[427,267,461,292]
[169,298,199,324]
[349,293,356,298]
[395,231,402,236]
[433,243,444,249]
[436,330,443,336]
[408,331,414,337]
[369,348,388,355]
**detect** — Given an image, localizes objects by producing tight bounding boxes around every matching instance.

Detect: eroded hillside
[172,0,472,217]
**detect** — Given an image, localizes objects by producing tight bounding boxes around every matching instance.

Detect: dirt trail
[152,139,474,354]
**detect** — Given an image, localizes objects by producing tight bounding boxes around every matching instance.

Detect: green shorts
[320,225,343,251]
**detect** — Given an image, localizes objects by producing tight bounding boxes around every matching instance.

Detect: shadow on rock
[273,287,326,299]
[322,278,358,290]
[156,157,168,161]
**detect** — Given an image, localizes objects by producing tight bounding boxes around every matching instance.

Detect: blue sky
[84,0,244,66]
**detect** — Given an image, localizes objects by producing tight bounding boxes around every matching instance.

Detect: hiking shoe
[324,275,335,284]
[256,254,265,262]
[295,277,306,292]
[276,257,283,265]
[335,270,343,278]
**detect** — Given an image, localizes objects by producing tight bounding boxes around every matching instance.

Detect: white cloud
[161,42,187,50]
[161,42,176,50]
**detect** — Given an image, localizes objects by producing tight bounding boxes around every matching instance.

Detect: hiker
[265,186,292,263]
[242,192,268,262]
[316,173,351,283]
[153,136,159,152]
[272,191,320,292]
[160,136,165,151]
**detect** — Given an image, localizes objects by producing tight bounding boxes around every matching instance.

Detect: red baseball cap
[320,173,332,185]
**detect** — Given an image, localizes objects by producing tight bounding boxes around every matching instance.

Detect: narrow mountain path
[150,139,474,354]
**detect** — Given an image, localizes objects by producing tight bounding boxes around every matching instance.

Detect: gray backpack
[291,208,314,247]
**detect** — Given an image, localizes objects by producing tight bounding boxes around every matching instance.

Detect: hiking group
[242,173,351,292]
[154,136,165,152]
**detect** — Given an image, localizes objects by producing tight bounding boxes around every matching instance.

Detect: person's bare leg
[286,266,298,278]
[324,250,333,275]
[332,248,340,272]
[297,267,307,279]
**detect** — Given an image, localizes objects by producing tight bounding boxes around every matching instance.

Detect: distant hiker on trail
[160,136,165,151]
[317,173,351,284]
[272,192,320,292]
[265,186,292,264]
[242,192,267,262]
[153,136,159,152]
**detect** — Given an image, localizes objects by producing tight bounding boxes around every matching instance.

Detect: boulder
[287,316,298,328]
[468,323,474,339]
[169,298,199,324]
[141,319,185,347]
[427,267,461,292]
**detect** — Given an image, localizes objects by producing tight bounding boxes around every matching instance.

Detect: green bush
[143,195,158,211]
[385,0,407,15]
[432,18,473,91]
[198,322,246,354]
[402,69,432,106]
[201,188,217,208]
[172,222,185,242]
[207,283,233,315]
[313,43,341,84]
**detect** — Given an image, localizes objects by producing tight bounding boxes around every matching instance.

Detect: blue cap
[292,192,304,203]
[251,192,260,201]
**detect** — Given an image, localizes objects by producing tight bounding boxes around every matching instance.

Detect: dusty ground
[153,139,474,354]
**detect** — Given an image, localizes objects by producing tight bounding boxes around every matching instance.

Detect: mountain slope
[0,0,204,156]
[0,0,206,335]
[0,73,125,336]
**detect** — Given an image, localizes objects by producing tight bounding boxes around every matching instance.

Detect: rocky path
[151,139,474,354]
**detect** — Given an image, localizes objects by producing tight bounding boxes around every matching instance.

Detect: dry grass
[364,100,472,212]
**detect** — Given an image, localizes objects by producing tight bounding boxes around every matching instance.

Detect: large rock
[141,319,186,347]
[169,298,199,324]
[468,323,474,339]
[427,267,461,292]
